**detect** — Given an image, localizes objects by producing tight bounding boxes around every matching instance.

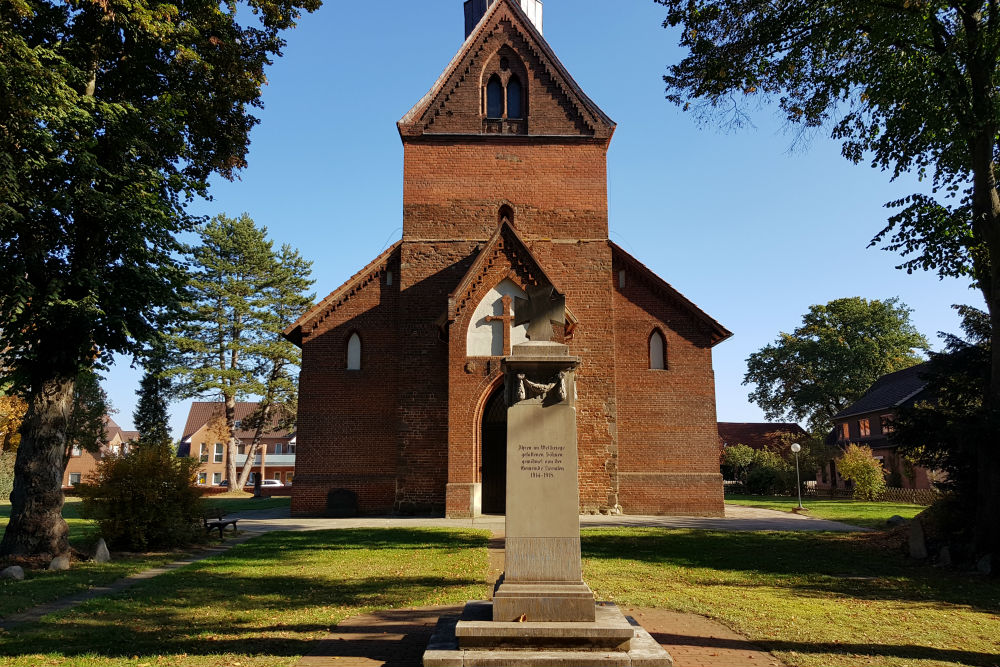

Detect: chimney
[464,0,543,39]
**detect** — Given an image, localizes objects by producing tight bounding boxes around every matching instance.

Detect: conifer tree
[133,339,173,446]
[169,215,313,489]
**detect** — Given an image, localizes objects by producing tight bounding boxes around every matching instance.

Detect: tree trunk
[224,394,238,490]
[0,377,74,557]
[969,129,1000,564]
[976,211,1000,564]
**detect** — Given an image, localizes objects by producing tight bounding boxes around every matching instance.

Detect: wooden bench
[202,509,239,539]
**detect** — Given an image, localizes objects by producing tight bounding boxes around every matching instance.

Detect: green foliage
[746,449,795,496]
[895,305,991,510]
[133,337,173,446]
[0,0,319,557]
[65,369,112,466]
[722,443,755,486]
[838,444,888,501]
[167,213,313,486]
[744,297,929,433]
[77,442,204,551]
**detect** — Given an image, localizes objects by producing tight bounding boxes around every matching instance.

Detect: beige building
[178,402,296,488]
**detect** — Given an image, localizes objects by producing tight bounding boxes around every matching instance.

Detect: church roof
[610,242,733,347]
[398,0,615,139]
[283,241,401,346]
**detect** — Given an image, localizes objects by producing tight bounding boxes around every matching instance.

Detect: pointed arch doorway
[480,386,507,515]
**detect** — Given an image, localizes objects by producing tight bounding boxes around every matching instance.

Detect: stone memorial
[424,284,672,666]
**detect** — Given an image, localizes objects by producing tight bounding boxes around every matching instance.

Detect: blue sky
[105,0,975,437]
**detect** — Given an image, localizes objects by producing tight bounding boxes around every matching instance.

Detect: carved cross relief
[484,294,514,356]
[466,279,530,357]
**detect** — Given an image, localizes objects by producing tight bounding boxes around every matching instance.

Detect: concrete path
[230,503,868,534]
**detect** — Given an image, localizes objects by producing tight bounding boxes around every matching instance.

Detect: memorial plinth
[421,338,674,666]
[493,340,595,623]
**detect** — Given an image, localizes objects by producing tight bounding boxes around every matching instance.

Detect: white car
[244,479,284,488]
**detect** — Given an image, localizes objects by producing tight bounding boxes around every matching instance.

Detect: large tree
[0,0,319,557]
[658,0,1000,558]
[133,337,173,446]
[744,297,929,433]
[169,214,313,489]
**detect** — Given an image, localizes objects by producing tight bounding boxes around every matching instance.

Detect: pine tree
[133,338,173,446]
[169,214,313,489]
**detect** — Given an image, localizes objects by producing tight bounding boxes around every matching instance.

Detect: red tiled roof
[718,422,808,450]
[180,402,294,441]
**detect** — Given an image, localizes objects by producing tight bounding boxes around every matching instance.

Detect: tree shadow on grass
[0,528,488,662]
[582,529,1000,615]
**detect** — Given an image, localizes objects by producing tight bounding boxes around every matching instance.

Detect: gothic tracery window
[487,75,504,119]
[507,76,523,119]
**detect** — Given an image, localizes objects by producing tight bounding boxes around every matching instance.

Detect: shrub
[746,449,795,495]
[77,441,204,551]
[838,444,888,501]
[722,443,756,485]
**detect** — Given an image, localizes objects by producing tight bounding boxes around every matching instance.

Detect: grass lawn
[202,495,291,514]
[583,528,1000,667]
[0,528,490,667]
[0,496,285,620]
[726,495,926,529]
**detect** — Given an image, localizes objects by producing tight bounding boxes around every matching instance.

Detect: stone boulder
[93,538,111,564]
[1,565,25,581]
[48,554,71,571]
[886,515,907,527]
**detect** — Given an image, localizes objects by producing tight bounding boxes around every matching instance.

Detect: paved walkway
[295,605,783,667]
[230,503,867,534]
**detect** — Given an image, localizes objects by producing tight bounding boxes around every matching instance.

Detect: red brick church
[285,0,732,518]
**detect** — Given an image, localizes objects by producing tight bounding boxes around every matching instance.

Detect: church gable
[611,242,732,348]
[284,243,401,346]
[448,220,560,325]
[398,0,614,139]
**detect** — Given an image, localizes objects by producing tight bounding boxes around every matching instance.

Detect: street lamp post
[791,443,803,509]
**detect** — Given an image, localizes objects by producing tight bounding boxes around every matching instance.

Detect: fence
[877,486,939,506]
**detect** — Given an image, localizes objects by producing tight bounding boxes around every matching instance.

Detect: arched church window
[486,75,504,119]
[347,332,362,371]
[649,330,666,370]
[507,77,523,119]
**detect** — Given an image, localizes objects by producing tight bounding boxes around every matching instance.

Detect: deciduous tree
[657,0,1000,560]
[744,297,929,432]
[0,0,320,557]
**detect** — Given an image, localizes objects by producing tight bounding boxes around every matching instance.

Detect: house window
[214,443,224,463]
[618,270,626,289]
[69,473,81,486]
[213,472,222,486]
[386,270,393,286]
[199,443,208,462]
[233,420,242,430]
[839,423,850,440]
[507,76,523,118]
[347,333,362,370]
[486,75,503,118]
[880,414,895,434]
[197,472,207,486]
[71,444,82,457]
[287,473,294,483]
[273,472,281,481]
[238,444,245,455]
[858,419,871,437]
[275,443,283,455]
[649,330,666,370]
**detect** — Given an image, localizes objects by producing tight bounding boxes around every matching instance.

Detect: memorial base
[492,579,597,623]
[423,601,673,667]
